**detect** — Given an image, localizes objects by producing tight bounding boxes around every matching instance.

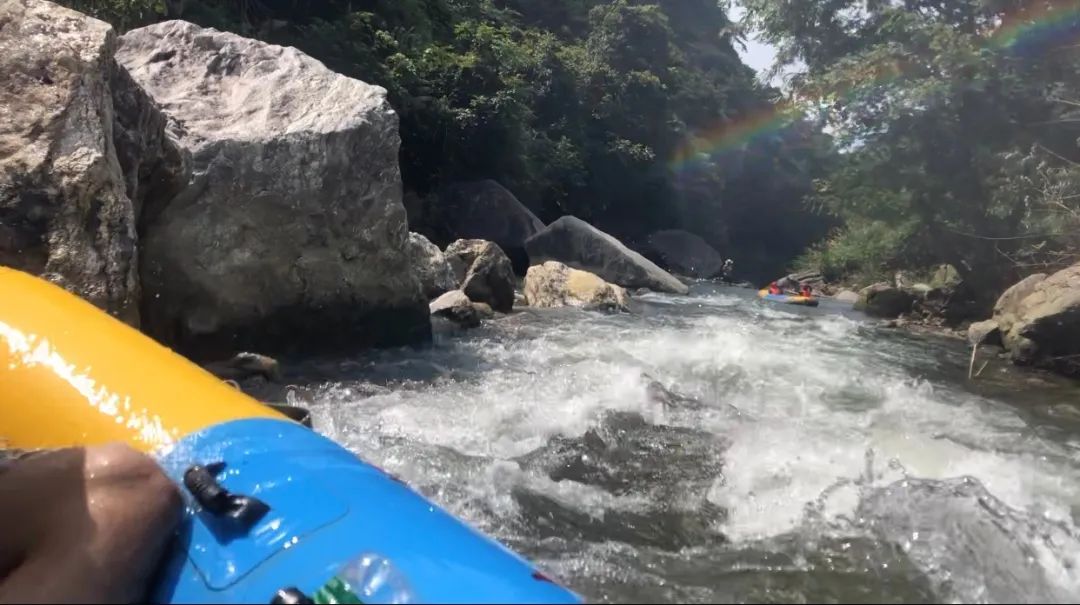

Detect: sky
[726,4,782,84]
[740,36,778,77]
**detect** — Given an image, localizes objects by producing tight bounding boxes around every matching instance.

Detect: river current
[285,283,1080,603]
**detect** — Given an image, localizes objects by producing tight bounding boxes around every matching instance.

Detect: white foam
[308,286,1080,599]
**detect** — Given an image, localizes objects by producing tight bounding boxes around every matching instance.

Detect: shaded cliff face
[116,20,429,357]
[0,0,141,323]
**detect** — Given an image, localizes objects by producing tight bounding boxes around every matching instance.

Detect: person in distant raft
[0,443,182,602]
[768,281,782,295]
[798,282,813,298]
[775,274,798,293]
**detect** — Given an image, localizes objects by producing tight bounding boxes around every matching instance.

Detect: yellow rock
[524,261,629,311]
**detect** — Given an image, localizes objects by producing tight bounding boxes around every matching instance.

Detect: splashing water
[296,283,1080,603]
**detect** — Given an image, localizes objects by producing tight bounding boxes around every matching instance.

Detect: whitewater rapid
[294,283,1080,603]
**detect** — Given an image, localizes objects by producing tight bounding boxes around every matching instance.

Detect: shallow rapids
[293,283,1080,603]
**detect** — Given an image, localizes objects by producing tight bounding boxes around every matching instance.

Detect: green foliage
[746,0,1080,301]
[795,219,918,285]
[60,0,833,281]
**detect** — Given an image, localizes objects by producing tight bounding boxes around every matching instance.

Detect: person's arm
[0,443,181,603]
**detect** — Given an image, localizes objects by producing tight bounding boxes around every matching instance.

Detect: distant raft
[0,267,580,605]
[758,289,820,307]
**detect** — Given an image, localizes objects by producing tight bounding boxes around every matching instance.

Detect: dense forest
[742,0,1080,309]
[62,0,832,282]
[62,0,1080,309]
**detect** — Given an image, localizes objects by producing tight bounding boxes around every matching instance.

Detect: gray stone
[854,283,915,318]
[109,60,189,227]
[429,289,481,328]
[406,232,457,299]
[997,264,1080,372]
[118,21,428,357]
[444,239,515,312]
[435,180,544,273]
[525,216,688,294]
[0,0,139,322]
[993,273,1047,345]
[967,319,1001,347]
[646,229,723,279]
[203,352,281,382]
[472,301,495,320]
[524,261,629,312]
[834,290,860,304]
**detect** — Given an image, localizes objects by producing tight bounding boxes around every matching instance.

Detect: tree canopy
[744,0,1080,303]
[63,0,833,282]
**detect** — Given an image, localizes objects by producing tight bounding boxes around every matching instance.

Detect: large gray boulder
[834,290,860,304]
[646,230,723,279]
[444,239,515,313]
[406,232,457,299]
[525,216,689,294]
[997,264,1080,372]
[524,261,629,312]
[117,21,428,356]
[993,273,1047,345]
[434,180,543,273]
[855,283,915,318]
[0,0,140,322]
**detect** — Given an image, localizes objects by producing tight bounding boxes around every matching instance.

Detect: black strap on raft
[183,462,270,531]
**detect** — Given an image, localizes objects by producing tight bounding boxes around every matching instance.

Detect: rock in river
[834,290,860,304]
[117,21,428,357]
[646,229,724,279]
[430,289,483,328]
[203,352,281,382]
[967,319,1001,347]
[434,180,544,274]
[855,283,915,318]
[993,273,1047,346]
[0,0,141,322]
[995,264,1080,373]
[406,232,457,300]
[524,261,629,312]
[525,216,688,294]
[444,239,515,313]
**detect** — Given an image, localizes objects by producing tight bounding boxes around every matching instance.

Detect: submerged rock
[513,410,728,550]
[444,239,515,313]
[526,216,688,294]
[406,232,457,300]
[118,21,428,357]
[858,477,1070,603]
[646,229,724,279]
[524,261,629,312]
[0,0,140,322]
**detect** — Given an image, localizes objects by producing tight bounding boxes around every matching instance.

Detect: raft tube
[0,267,580,604]
[757,288,820,307]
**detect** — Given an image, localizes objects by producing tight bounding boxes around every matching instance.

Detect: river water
[289,283,1080,603]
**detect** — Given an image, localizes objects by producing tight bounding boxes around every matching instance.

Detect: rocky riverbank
[2,0,696,366]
